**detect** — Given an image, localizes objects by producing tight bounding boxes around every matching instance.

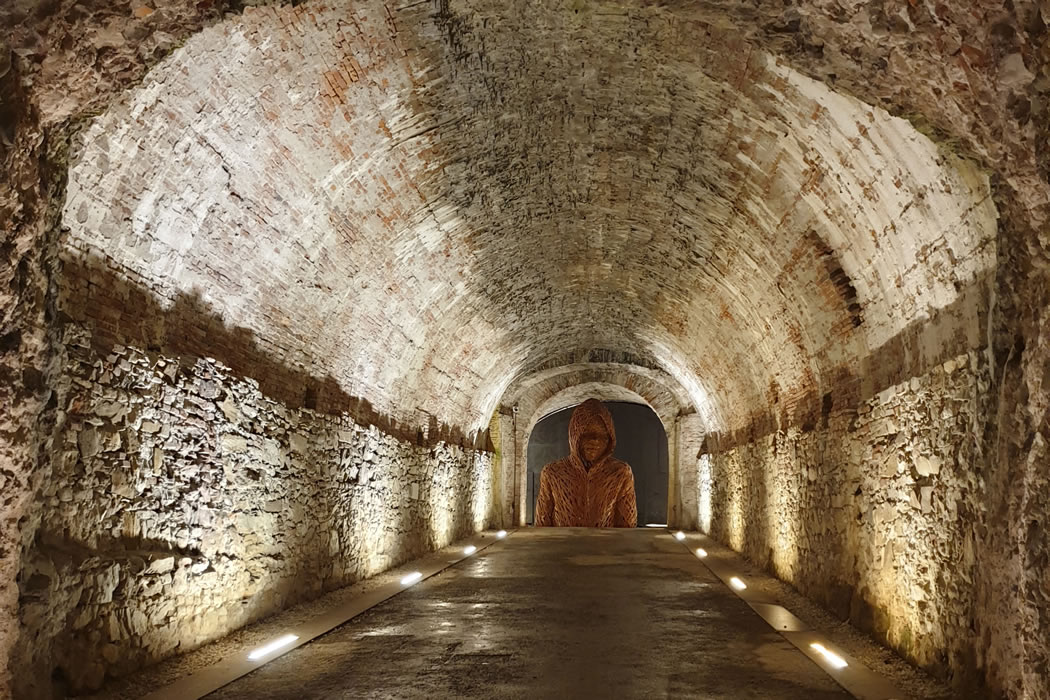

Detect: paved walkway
[210,528,850,699]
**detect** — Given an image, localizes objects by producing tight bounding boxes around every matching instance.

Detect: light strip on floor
[663,528,905,698]
[463,545,477,555]
[247,634,298,660]
[144,530,512,700]
[645,523,667,528]
[400,571,423,586]
[810,642,848,669]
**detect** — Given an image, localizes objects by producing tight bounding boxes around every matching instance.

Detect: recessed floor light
[400,571,423,585]
[464,545,477,555]
[696,548,708,558]
[496,530,507,538]
[810,642,848,669]
[730,576,747,590]
[675,531,686,540]
[248,634,299,660]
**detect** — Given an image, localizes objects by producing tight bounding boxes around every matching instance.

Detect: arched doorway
[525,401,669,526]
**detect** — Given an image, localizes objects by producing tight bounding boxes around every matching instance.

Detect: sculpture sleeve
[535,466,554,526]
[615,469,638,528]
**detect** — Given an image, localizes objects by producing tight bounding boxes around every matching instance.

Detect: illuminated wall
[699,352,987,686]
[14,322,495,697]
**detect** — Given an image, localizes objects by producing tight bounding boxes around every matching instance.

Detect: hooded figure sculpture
[534,399,638,528]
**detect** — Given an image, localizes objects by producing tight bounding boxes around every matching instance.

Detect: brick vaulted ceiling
[59,1,999,437]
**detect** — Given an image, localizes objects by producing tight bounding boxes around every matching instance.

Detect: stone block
[915,455,942,477]
[147,557,176,575]
[220,434,248,452]
[289,432,310,454]
[79,428,101,458]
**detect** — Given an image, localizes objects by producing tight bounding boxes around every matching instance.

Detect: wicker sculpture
[534,398,638,528]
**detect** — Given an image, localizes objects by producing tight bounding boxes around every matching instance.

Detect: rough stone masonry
[15,322,493,696]
[1,0,1048,699]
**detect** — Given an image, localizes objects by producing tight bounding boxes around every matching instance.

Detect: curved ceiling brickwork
[526,383,668,433]
[504,363,689,436]
[61,0,996,437]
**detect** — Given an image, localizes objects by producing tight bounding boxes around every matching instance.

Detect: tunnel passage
[526,402,668,527]
[210,529,853,700]
[2,1,1048,699]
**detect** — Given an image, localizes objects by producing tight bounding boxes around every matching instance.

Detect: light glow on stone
[497,530,507,538]
[810,643,848,669]
[401,571,423,585]
[675,531,686,540]
[696,548,708,558]
[248,634,299,660]
[464,545,477,555]
[730,577,747,590]
[698,454,713,533]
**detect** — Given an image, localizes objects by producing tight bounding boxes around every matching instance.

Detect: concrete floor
[210,529,850,699]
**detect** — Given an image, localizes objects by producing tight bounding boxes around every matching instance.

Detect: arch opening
[525,401,669,528]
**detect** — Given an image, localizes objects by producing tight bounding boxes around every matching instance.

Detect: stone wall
[699,351,1005,694]
[13,322,495,697]
[670,413,704,531]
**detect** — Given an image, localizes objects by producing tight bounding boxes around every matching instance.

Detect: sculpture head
[568,399,616,466]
